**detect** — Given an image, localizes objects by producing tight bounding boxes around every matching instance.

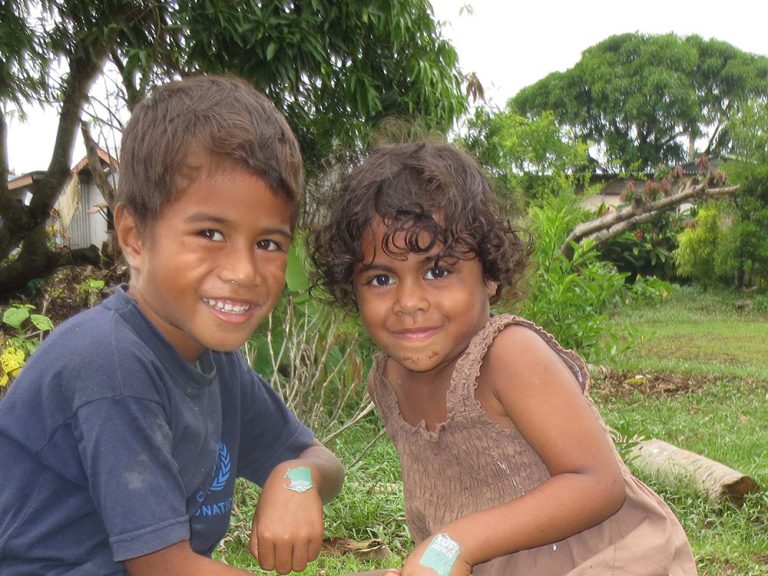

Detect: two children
[0,75,343,575]
[311,141,697,575]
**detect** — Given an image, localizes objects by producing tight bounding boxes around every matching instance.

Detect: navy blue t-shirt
[0,287,315,574]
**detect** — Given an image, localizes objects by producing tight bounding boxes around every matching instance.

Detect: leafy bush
[674,204,726,286]
[0,304,54,390]
[519,193,631,361]
[598,212,685,282]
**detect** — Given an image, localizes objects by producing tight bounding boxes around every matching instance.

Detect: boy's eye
[425,267,449,280]
[200,229,225,242]
[368,274,394,287]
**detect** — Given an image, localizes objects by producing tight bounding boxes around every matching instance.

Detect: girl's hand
[399,534,472,576]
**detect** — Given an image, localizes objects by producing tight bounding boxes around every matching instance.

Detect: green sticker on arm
[419,533,460,576]
[284,466,313,493]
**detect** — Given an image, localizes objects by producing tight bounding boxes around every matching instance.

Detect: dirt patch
[588,365,739,398]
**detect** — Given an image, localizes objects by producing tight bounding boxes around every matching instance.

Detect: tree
[512,33,768,174]
[459,107,590,207]
[0,0,468,300]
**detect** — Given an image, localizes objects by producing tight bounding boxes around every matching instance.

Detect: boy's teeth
[203,298,250,313]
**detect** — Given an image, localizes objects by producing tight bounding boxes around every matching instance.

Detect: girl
[311,141,697,576]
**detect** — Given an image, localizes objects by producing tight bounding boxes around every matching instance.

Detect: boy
[0,75,344,575]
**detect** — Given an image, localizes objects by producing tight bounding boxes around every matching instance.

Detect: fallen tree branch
[561,175,740,260]
[628,438,759,506]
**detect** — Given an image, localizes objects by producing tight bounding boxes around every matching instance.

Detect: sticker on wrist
[283,466,313,493]
[419,533,460,576]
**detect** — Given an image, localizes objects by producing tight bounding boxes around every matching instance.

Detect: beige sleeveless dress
[367,314,697,575]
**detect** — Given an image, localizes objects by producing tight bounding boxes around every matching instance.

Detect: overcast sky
[7,0,768,174]
[431,0,768,107]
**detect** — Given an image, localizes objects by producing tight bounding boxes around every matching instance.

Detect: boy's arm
[250,441,345,574]
[124,540,253,575]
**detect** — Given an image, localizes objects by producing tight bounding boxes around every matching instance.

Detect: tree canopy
[511,32,768,173]
[0,0,468,299]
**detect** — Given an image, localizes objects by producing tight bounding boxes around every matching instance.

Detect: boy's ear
[114,204,144,270]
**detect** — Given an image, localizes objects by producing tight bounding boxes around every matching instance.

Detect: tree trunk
[628,438,759,506]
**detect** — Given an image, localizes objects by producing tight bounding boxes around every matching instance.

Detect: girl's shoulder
[481,314,589,393]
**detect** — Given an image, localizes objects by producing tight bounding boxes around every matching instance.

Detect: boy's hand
[249,463,324,574]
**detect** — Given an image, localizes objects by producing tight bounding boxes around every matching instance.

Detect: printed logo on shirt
[193,442,234,517]
[211,442,231,491]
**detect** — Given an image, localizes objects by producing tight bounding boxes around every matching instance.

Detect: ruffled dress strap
[448,314,591,422]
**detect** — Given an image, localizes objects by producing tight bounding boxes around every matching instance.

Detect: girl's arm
[405,325,625,575]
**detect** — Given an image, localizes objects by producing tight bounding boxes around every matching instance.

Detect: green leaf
[3,307,30,330]
[30,314,54,332]
[266,41,278,61]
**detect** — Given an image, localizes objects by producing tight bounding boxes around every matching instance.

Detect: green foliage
[246,234,374,442]
[598,212,686,281]
[0,303,53,389]
[674,204,724,285]
[460,107,590,205]
[519,193,630,361]
[159,0,467,177]
[512,32,768,173]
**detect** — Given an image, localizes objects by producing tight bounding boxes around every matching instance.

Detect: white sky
[7,0,768,174]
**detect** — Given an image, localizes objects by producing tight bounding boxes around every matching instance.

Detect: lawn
[220,286,768,575]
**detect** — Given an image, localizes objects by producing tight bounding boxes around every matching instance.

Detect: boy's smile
[353,219,496,379]
[117,157,293,362]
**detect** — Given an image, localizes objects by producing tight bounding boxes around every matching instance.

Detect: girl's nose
[393,281,429,315]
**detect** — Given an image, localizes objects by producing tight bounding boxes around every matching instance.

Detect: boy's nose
[220,246,260,288]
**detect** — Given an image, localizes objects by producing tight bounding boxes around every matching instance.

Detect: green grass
[221,285,768,575]
[594,285,768,575]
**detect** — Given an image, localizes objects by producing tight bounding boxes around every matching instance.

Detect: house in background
[7,148,118,253]
[579,156,725,213]
[54,148,118,251]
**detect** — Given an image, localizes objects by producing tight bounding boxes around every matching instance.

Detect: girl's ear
[114,204,144,271]
[485,279,499,299]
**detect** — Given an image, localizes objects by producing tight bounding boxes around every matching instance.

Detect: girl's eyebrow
[356,253,438,272]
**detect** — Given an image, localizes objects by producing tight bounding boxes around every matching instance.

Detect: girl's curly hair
[310,141,532,312]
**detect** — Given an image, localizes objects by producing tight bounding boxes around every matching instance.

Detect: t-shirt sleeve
[232,361,316,485]
[74,396,190,561]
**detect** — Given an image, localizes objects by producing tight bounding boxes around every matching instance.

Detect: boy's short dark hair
[311,140,531,310]
[117,74,303,229]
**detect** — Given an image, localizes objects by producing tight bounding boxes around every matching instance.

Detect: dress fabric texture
[367,314,697,575]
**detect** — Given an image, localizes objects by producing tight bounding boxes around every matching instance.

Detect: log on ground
[627,438,759,506]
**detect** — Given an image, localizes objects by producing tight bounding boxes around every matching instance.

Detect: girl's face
[353,217,497,378]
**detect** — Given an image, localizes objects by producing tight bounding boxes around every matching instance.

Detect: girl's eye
[425,267,449,280]
[200,229,224,242]
[368,274,394,287]
[256,239,283,252]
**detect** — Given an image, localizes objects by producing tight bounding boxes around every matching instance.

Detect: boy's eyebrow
[184,213,292,239]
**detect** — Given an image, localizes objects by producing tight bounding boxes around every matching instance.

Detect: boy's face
[118,157,293,362]
[352,218,496,377]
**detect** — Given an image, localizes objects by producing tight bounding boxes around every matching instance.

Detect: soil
[587,365,764,398]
